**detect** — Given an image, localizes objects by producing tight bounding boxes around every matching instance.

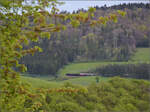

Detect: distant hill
[22,3,150,75]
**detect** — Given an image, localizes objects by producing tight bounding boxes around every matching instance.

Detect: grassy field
[57,61,144,78]
[21,76,108,88]
[130,48,150,62]
[22,48,149,88]
[62,76,108,86]
[57,62,108,77]
[58,48,150,77]
[22,76,62,88]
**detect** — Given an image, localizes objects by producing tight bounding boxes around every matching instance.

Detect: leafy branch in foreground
[0,0,126,111]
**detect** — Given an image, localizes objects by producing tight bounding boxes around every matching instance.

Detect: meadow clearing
[21,48,150,88]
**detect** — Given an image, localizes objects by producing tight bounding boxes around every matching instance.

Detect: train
[66,73,96,76]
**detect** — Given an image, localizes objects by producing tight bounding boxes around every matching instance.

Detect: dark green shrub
[93,63,150,80]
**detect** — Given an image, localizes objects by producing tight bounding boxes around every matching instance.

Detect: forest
[21,3,150,75]
[0,0,150,112]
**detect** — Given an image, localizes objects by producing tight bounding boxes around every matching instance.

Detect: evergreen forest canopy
[22,3,150,75]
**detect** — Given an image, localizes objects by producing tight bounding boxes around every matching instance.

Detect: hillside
[20,77,150,112]
[130,48,150,62]
[1,1,150,112]
[21,76,108,88]
[58,48,150,77]
[22,47,149,88]
[22,3,150,75]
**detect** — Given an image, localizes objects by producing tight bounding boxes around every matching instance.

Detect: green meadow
[22,76,109,88]
[22,48,150,88]
[130,48,150,62]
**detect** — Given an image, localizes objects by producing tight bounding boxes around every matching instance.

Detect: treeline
[15,77,150,112]
[92,63,150,80]
[22,3,150,75]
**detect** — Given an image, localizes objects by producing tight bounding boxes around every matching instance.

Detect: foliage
[93,63,150,80]
[2,1,149,112]
[57,61,146,78]
[20,75,150,112]
[22,3,150,75]
[0,0,125,111]
[21,77,150,112]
